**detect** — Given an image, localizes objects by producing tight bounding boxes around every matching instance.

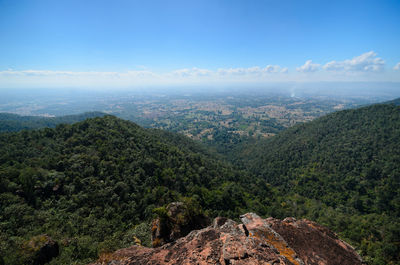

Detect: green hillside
[1,102,400,264]
[0,112,106,133]
[236,103,400,264]
[0,115,269,264]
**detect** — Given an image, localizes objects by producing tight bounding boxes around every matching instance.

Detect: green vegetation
[0,100,399,264]
[235,103,400,264]
[0,116,271,264]
[0,112,105,133]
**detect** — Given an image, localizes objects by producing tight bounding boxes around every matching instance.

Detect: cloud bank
[1,51,399,89]
[323,51,385,72]
[296,60,321,73]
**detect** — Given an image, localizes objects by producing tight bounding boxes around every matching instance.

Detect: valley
[0,98,399,264]
[0,91,373,144]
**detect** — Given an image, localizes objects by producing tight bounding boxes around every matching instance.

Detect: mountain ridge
[1,100,400,264]
[0,111,106,133]
[232,102,400,264]
[0,115,268,264]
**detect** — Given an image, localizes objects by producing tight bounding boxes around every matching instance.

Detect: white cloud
[0,69,157,79]
[0,66,290,88]
[217,65,285,76]
[323,51,384,72]
[171,67,212,77]
[296,60,320,73]
[0,66,288,81]
[262,65,281,73]
[1,55,400,89]
[0,69,159,89]
[217,67,250,76]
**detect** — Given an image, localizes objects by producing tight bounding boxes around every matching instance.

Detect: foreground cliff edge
[91,213,365,265]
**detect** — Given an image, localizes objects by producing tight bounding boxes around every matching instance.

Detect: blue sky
[0,0,400,88]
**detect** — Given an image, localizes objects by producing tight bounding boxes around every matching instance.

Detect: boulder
[265,217,365,265]
[151,202,210,247]
[91,213,365,265]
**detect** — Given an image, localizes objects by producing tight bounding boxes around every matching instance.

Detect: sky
[0,0,400,89]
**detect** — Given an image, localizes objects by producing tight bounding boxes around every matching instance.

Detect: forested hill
[1,103,400,264]
[0,115,269,264]
[236,102,400,264]
[0,111,105,132]
[241,102,400,189]
[386,97,400,106]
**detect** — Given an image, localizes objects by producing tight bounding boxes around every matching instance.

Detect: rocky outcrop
[91,213,364,265]
[151,202,211,247]
[22,234,59,265]
[265,217,365,265]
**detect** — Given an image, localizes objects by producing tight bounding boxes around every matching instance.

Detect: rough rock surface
[91,213,365,265]
[265,217,365,265]
[151,202,211,247]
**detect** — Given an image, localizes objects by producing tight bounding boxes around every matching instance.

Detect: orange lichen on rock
[266,217,366,265]
[152,237,161,248]
[241,213,302,265]
[96,252,114,264]
[255,229,300,265]
[151,219,159,233]
[90,213,365,265]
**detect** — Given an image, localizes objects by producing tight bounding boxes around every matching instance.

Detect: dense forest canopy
[0,100,399,264]
[234,102,400,264]
[0,115,271,264]
[238,103,400,213]
[0,112,105,133]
